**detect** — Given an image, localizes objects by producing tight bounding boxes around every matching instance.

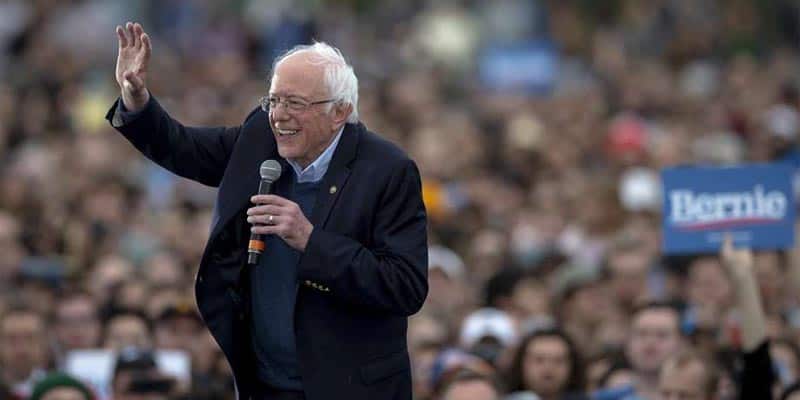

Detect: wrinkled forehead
[269,52,326,97]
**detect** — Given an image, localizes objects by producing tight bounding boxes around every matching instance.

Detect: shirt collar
[286,125,345,183]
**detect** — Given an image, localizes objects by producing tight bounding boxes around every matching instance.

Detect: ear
[331,102,353,126]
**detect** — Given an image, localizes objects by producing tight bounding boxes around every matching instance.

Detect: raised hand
[720,234,754,282]
[115,22,151,112]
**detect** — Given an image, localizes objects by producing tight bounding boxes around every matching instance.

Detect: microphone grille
[259,160,282,182]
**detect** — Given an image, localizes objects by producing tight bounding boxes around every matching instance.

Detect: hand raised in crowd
[115,22,151,112]
[720,234,754,282]
[719,234,766,352]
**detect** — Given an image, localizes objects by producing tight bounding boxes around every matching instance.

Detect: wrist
[121,89,149,112]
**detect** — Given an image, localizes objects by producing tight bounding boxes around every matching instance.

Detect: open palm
[115,22,151,111]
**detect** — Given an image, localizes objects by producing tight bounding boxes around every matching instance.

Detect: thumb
[123,71,144,92]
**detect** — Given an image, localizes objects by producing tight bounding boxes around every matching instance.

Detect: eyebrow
[268,92,312,101]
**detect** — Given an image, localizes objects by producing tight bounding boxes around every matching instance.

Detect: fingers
[247,214,281,226]
[247,204,283,216]
[125,22,135,47]
[251,224,281,235]
[116,25,128,48]
[130,22,139,49]
[141,32,151,63]
[251,194,291,206]
[722,233,733,255]
[133,23,144,49]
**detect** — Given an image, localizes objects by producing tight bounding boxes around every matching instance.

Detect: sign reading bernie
[661,164,795,254]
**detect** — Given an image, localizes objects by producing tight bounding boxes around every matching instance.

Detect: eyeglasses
[260,95,336,113]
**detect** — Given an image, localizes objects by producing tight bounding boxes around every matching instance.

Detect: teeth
[277,129,298,136]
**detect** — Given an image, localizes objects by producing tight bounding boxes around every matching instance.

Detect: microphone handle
[247,179,274,265]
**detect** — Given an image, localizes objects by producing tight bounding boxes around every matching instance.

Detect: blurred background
[2,0,800,399]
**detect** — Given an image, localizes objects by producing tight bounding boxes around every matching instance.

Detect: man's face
[0,312,47,381]
[442,380,499,400]
[626,309,683,375]
[658,360,709,400]
[607,249,650,305]
[104,316,151,350]
[268,52,344,169]
[55,297,101,350]
[687,258,731,311]
[523,336,571,397]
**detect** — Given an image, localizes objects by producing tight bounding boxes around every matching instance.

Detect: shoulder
[242,107,268,127]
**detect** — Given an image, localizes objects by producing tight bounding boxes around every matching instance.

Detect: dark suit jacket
[106,97,429,400]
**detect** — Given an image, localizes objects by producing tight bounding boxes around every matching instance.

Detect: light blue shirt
[286,126,344,183]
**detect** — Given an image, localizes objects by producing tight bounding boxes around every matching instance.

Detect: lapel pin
[329,186,337,194]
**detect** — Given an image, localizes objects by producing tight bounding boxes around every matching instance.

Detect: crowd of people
[2,0,800,399]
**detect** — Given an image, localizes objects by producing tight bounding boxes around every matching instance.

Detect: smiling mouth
[276,129,298,137]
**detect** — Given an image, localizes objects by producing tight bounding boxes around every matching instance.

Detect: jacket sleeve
[739,340,775,400]
[296,158,429,316]
[106,96,245,187]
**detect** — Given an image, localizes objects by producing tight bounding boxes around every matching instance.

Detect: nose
[270,104,292,121]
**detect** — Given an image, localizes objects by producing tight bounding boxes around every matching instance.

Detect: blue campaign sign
[662,164,795,254]
[478,40,558,95]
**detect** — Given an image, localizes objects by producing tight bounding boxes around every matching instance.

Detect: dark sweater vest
[250,178,321,389]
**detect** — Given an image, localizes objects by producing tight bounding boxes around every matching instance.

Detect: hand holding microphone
[247,162,315,254]
[247,160,282,264]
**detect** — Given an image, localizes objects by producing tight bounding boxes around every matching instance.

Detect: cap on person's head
[114,346,158,376]
[29,372,93,400]
[459,308,516,348]
[618,167,661,212]
[429,245,465,281]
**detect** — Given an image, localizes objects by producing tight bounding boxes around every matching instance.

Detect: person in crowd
[657,351,718,400]
[506,328,587,400]
[53,291,102,359]
[29,372,94,400]
[434,367,502,400]
[102,310,153,350]
[0,306,50,398]
[624,302,686,399]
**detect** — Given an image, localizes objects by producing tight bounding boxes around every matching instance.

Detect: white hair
[272,42,359,123]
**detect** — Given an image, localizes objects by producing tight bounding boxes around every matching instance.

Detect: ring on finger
[268,214,274,225]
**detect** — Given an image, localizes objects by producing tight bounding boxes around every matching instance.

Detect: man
[107,22,428,400]
[624,302,685,399]
[0,307,50,398]
[434,368,501,400]
[657,351,718,400]
[53,291,102,357]
[103,310,154,350]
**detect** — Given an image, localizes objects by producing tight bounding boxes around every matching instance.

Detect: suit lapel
[211,111,275,237]
[310,123,360,228]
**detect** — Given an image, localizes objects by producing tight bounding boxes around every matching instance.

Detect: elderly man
[107,22,428,400]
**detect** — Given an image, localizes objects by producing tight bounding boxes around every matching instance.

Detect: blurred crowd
[3,0,800,399]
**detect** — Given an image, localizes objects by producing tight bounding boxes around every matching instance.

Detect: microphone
[247,160,282,265]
